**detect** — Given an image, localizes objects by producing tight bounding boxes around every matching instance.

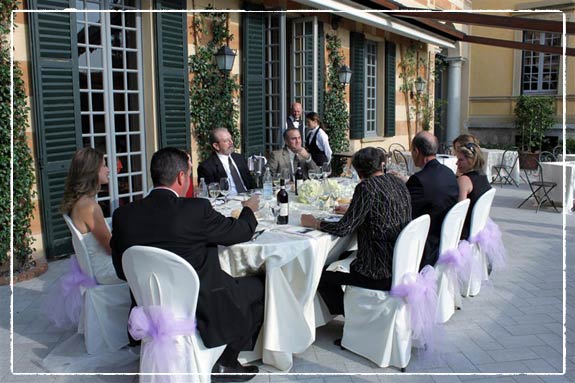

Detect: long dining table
[215,183,357,371]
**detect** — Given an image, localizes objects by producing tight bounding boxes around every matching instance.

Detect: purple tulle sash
[390,265,439,350]
[128,306,196,374]
[469,218,506,270]
[43,256,98,328]
[436,245,472,298]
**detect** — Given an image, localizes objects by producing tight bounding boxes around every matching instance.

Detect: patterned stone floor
[1,183,573,383]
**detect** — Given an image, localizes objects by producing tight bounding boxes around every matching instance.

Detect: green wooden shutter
[155,0,190,151]
[350,32,365,139]
[384,41,396,137]
[242,12,266,156]
[317,22,325,118]
[29,0,79,257]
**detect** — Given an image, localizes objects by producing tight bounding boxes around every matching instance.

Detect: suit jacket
[111,188,258,348]
[197,152,256,190]
[267,147,319,179]
[406,159,458,269]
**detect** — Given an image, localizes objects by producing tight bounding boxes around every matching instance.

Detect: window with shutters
[76,0,147,215]
[522,31,560,95]
[365,40,378,136]
[264,14,284,153]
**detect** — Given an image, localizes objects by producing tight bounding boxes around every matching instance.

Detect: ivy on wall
[0,1,36,269]
[189,10,241,162]
[323,34,350,176]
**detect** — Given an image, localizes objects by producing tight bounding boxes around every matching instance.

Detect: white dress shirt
[216,153,246,196]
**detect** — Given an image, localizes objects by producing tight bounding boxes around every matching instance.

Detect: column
[446,57,465,144]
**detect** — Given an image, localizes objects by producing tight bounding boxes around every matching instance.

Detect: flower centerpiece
[297,180,322,204]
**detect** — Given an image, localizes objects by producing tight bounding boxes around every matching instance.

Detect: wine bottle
[294,166,303,196]
[277,178,289,225]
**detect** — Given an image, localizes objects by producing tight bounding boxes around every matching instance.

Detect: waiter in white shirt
[197,128,256,195]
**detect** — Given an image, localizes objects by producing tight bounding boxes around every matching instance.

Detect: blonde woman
[455,142,492,240]
[60,147,122,284]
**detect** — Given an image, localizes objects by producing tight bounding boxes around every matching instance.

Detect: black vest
[306,128,328,166]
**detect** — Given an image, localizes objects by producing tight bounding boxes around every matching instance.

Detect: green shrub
[323,35,350,176]
[515,95,555,153]
[1,1,36,269]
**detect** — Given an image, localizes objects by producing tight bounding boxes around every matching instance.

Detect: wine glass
[272,173,282,193]
[281,168,291,189]
[322,162,332,179]
[208,182,220,205]
[219,177,230,203]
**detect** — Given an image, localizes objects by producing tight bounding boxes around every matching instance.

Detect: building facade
[15,0,467,258]
[468,0,575,146]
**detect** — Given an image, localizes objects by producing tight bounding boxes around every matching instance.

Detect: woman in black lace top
[301,147,412,315]
[455,142,492,240]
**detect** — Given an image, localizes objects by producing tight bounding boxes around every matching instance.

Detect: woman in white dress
[60,148,122,284]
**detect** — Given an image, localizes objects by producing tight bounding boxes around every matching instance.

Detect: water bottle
[263,167,273,200]
[352,168,360,183]
[198,177,208,198]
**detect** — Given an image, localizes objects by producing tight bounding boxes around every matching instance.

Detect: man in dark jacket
[111,147,263,382]
[406,131,459,269]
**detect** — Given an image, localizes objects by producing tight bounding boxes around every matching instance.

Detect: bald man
[286,102,303,133]
[406,131,458,270]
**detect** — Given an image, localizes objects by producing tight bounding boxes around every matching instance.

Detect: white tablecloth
[399,151,457,174]
[481,148,521,183]
[216,199,356,371]
[540,161,575,208]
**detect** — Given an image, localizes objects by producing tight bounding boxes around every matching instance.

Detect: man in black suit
[197,128,255,194]
[405,131,458,269]
[111,147,263,382]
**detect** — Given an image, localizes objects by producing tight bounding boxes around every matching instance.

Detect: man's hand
[242,195,260,212]
[296,147,311,161]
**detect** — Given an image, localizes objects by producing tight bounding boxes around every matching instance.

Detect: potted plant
[514,95,555,170]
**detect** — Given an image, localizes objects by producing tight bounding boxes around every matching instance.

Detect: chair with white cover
[461,189,497,297]
[435,199,470,323]
[337,214,431,370]
[62,214,131,354]
[122,246,226,383]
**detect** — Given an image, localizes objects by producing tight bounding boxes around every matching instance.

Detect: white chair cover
[461,189,497,297]
[340,214,431,369]
[62,215,131,354]
[122,246,225,383]
[435,199,470,323]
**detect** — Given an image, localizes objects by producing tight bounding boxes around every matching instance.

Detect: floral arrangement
[297,180,322,204]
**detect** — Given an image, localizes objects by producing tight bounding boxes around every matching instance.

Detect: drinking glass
[272,173,282,192]
[270,202,281,224]
[208,182,220,204]
[281,168,291,188]
[322,162,332,179]
[219,178,230,203]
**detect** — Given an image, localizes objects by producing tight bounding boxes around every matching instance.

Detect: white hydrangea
[297,180,322,204]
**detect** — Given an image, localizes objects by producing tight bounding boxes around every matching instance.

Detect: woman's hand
[301,214,319,229]
[334,204,349,215]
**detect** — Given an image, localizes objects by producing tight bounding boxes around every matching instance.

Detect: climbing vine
[0,1,36,269]
[189,9,241,161]
[323,34,350,176]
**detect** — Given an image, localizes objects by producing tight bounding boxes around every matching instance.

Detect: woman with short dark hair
[305,112,332,166]
[301,147,412,315]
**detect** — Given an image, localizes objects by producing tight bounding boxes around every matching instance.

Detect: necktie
[229,157,247,193]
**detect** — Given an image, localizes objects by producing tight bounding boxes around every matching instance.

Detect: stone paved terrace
[1,183,574,383]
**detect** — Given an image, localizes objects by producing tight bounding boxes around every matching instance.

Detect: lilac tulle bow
[390,265,439,350]
[128,306,196,373]
[43,256,98,328]
[436,246,471,298]
[469,218,506,270]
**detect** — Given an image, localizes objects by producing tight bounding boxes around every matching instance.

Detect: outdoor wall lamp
[338,65,352,85]
[215,45,236,72]
[415,76,426,94]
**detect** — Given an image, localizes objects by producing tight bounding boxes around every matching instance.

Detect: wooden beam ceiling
[391,11,575,34]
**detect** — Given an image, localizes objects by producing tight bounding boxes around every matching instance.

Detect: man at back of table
[111,147,263,382]
[268,127,319,180]
[406,131,458,269]
[197,127,255,195]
